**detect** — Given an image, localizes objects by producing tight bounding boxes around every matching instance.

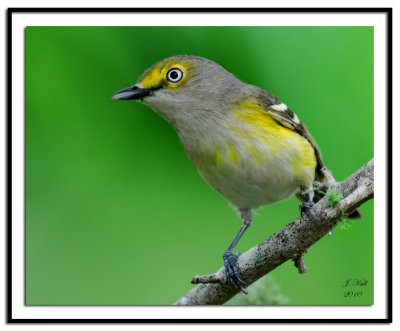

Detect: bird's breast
[179,109,317,209]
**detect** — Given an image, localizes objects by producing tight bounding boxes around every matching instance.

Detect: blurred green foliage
[26,26,373,305]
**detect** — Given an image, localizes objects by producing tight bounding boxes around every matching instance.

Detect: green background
[26,26,374,305]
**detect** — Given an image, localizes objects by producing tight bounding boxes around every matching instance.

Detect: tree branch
[174,159,374,305]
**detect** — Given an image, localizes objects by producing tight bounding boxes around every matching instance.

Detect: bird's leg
[223,209,251,294]
[299,190,317,223]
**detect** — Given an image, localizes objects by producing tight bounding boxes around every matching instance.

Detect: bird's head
[112,55,242,126]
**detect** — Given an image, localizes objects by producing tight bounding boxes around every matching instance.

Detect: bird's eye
[166,68,183,83]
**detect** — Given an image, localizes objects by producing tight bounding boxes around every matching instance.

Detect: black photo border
[6,7,393,323]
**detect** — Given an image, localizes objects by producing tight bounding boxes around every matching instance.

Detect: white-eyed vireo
[112,55,360,293]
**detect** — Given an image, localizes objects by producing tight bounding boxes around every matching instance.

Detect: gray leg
[223,209,251,294]
[299,190,317,223]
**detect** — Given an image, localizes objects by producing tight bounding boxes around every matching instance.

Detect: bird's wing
[254,89,325,180]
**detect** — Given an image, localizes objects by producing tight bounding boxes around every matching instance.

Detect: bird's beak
[112,85,153,100]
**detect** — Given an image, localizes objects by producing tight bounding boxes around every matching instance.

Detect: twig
[191,269,227,284]
[321,166,337,188]
[293,252,308,274]
[174,159,374,305]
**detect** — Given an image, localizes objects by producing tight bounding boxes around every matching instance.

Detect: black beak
[112,85,154,100]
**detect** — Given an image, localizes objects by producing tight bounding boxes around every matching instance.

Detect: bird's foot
[300,201,317,223]
[223,249,247,294]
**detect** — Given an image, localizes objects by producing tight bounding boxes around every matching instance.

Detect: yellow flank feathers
[228,145,237,164]
[230,97,316,187]
[213,150,221,167]
[233,98,292,146]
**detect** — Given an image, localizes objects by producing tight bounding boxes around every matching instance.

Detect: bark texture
[174,159,374,305]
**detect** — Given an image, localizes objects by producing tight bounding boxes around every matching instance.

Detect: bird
[112,55,360,293]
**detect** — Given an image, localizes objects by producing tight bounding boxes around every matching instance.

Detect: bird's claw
[300,201,317,223]
[223,250,247,294]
